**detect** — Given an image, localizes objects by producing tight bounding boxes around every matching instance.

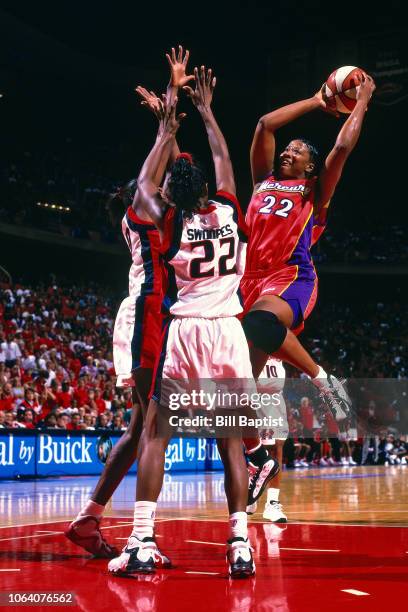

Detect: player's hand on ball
[314,84,340,118]
[356,72,376,104]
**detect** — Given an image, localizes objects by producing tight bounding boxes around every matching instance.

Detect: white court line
[35,530,64,534]
[0,569,21,572]
[185,571,219,575]
[281,547,340,552]
[0,532,61,543]
[185,540,224,546]
[0,519,69,530]
[341,589,370,596]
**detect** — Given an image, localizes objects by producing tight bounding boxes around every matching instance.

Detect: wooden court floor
[0,466,407,611]
[1,465,407,527]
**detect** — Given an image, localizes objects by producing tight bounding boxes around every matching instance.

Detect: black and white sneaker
[247,458,280,506]
[226,537,255,578]
[316,374,352,421]
[108,536,171,575]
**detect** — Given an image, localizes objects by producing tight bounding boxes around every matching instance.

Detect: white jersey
[121,206,162,297]
[161,191,247,317]
[258,357,286,393]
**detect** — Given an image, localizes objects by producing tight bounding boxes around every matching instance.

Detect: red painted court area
[0,518,407,611]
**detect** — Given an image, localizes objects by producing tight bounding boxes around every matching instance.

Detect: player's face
[279,140,314,179]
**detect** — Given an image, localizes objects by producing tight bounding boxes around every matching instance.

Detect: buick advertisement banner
[0,430,222,479]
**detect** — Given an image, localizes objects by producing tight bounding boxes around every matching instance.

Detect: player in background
[246,356,289,521]
[108,68,272,579]
[241,73,375,509]
[65,47,193,559]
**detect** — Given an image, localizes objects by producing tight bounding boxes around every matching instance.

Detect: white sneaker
[300,459,310,467]
[315,374,351,420]
[341,457,348,466]
[246,501,257,515]
[294,460,302,468]
[319,458,329,467]
[262,501,288,523]
[348,457,357,466]
[108,536,171,575]
[226,537,255,578]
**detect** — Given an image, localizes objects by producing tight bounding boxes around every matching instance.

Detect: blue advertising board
[0,430,223,479]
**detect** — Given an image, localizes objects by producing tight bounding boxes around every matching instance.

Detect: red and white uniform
[113,207,163,387]
[153,192,253,402]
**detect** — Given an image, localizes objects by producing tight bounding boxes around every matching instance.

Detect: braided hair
[167,153,207,219]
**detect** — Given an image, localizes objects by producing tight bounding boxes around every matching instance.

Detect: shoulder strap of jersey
[211,190,248,242]
[125,206,156,231]
[160,206,184,260]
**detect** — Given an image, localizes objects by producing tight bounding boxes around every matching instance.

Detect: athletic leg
[108,400,172,574]
[217,437,256,578]
[65,369,151,557]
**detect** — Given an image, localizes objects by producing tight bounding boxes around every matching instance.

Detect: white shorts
[152,316,255,405]
[113,294,162,388]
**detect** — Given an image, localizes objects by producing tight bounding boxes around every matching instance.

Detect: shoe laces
[269,501,282,510]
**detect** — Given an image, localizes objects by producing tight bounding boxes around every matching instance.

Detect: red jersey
[245,175,321,274]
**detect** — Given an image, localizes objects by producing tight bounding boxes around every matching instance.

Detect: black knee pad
[242,310,287,354]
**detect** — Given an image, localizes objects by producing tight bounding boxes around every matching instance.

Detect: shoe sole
[249,460,280,505]
[229,568,256,579]
[109,566,156,576]
[263,516,287,523]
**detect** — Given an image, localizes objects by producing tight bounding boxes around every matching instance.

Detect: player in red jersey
[242,73,375,509]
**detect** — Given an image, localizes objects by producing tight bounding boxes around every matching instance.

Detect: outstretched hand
[157,95,186,136]
[183,66,216,112]
[135,86,162,119]
[166,45,194,88]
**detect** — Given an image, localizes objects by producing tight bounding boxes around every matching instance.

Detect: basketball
[324,65,362,114]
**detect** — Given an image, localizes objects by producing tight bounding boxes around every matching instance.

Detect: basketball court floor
[1,466,407,611]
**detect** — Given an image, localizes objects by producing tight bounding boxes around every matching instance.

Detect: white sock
[266,488,279,504]
[131,501,157,540]
[229,512,248,540]
[75,499,105,522]
[310,366,327,387]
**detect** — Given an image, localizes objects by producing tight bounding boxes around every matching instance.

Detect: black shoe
[226,537,255,579]
[247,458,280,506]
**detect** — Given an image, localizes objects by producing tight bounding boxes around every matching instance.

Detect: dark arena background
[0,2,407,611]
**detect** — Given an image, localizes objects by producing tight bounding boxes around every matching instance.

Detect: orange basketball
[323,66,362,114]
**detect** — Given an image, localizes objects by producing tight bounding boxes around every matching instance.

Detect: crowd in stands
[0,282,130,433]
[1,154,408,263]
[1,282,406,469]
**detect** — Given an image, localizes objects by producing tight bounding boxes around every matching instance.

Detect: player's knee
[242,310,287,354]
